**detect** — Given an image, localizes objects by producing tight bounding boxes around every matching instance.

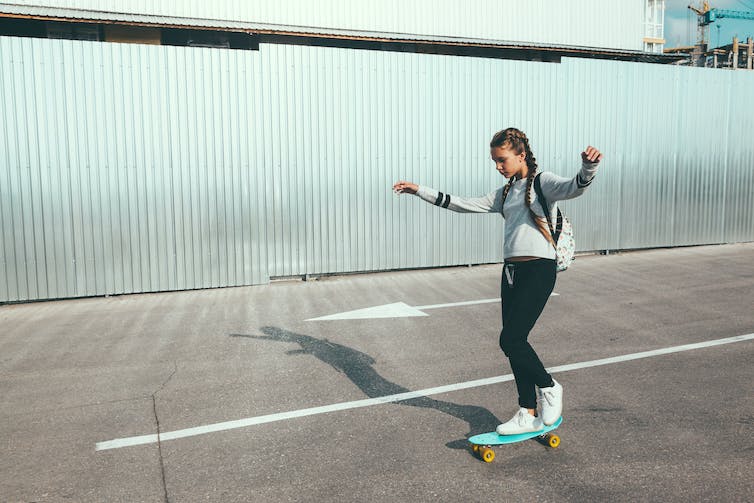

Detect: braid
[526,167,554,246]
[525,169,536,208]
[520,133,538,208]
[500,176,515,215]
[521,136,538,174]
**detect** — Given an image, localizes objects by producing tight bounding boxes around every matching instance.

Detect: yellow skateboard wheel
[481,447,495,463]
[472,444,479,453]
[548,434,560,448]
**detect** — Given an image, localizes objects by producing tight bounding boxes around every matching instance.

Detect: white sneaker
[538,379,563,426]
[496,408,543,435]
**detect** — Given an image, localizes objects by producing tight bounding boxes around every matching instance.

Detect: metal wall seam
[0,37,15,301]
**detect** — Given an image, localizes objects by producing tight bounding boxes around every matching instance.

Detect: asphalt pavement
[1,243,753,502]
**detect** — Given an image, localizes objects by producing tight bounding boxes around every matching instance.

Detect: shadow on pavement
[230,326,502,452]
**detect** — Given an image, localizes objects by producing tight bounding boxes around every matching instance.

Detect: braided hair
[490,128,554,246]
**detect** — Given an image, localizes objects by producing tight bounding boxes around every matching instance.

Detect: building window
[46,21,102,41]
[645,0,665,39]
[0,17,257,50]
[161,28,257,50]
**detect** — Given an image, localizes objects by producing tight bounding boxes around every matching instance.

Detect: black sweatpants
[499,258,557,409]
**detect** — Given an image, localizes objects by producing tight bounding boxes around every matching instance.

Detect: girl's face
[490,146,527,180]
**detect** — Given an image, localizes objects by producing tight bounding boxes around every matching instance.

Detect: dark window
[161,28,257,50]
[0,17,257,50]
[46,21,102,41]
[0,17,48,38]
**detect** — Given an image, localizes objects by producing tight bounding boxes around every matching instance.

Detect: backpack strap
[533,173,561,246]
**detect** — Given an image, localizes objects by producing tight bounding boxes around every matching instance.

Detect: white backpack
[533,174,575,272]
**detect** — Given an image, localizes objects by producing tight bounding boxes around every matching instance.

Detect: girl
[392,127,602,435]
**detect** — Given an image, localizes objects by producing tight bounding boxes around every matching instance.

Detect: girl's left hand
[581,146,603,164]
[392,181,418,194]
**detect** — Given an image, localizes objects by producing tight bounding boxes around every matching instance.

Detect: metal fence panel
[724,71,754,243]
[0,37,268,301]
[1,37,753,303]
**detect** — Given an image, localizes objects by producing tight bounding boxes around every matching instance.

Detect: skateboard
[468,417,563,463]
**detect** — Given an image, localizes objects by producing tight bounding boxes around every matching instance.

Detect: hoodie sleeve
[414,185,505,214]
[537,161,600,202]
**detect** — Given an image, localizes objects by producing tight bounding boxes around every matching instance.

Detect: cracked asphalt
[153,363,178,503]
[1,243,753,502]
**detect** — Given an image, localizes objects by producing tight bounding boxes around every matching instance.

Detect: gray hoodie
[415,161,600,260]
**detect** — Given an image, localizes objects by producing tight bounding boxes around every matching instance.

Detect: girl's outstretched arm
[393,180,505,214]
[538,146,603,202]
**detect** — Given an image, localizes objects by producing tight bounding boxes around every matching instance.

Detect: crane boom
[685,2,754,67]
[688,2,754,46]
[706,9,754,23]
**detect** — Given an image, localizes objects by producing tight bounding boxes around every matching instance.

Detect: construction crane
[688,1,754,47]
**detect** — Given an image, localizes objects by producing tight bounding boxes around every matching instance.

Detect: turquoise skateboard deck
[469,417,563,462]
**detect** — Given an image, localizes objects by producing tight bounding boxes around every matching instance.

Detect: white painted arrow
[306,302,428,321]
[306,294,558,321]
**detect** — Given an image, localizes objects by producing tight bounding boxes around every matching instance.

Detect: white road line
[96,332,754,451]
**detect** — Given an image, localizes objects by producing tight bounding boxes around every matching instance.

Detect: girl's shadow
[231,326,502,451]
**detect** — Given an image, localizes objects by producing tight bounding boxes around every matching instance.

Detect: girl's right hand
[392,181,418,194]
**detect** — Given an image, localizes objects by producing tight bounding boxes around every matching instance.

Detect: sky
[665,0,754,48]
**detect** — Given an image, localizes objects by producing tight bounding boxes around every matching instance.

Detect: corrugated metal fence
[1,36,753,302]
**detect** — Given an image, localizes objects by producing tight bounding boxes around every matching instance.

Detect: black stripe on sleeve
[442,194,451,208]
[434,192,445,206]
[577,174,593,188]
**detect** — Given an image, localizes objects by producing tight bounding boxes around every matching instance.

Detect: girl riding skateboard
[392,127,602,434]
